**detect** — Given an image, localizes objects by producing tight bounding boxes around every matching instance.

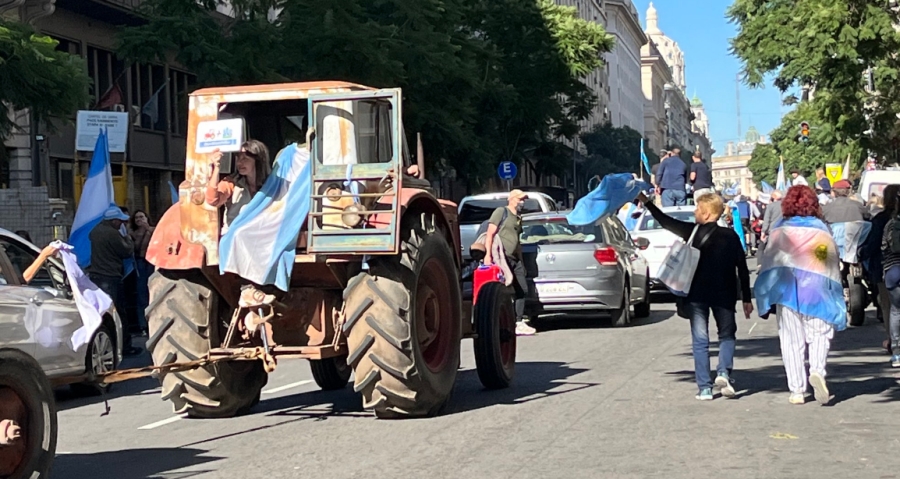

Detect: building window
[132,64,167,132]
[86,46,126,109]
[168,69,196,136]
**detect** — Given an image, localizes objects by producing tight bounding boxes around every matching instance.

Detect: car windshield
[521,218,602,245]
[638,211,695,230]
[459,199,543,225]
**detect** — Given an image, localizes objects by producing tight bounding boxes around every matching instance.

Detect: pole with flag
[141,81,169,127]
[640,138,651,181]
[776,156,787,192]
[68,129,115,269]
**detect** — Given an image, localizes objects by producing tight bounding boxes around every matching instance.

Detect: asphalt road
[51,292,900,479]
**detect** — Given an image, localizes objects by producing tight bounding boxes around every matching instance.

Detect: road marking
[138,414,186,430]
[262,380,313,395]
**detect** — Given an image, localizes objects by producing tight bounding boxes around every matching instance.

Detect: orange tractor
[145,82,516,419]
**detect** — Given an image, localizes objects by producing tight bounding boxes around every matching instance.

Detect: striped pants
[776,305,834,394]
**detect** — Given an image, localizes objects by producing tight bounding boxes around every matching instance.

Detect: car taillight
[594,246,618,266]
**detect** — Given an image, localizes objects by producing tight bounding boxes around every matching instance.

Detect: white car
[0,229,123,394]
[630,206,727,291]
[458,191,558,261]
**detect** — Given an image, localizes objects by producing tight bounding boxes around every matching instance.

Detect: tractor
[145,82,516,419]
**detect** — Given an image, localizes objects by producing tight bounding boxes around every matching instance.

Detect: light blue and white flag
[218,143,311,291]
[168,181,179,205]
[776,158,787,192]
[567,173,651,226]
[754,216,845,330]
[68,129,115,269]
[640,138,651,178]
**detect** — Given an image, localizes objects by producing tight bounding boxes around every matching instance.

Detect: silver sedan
[521,212,651,326]
[0,229,122,394]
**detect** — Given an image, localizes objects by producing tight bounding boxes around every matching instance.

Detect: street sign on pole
[498,161,517,181]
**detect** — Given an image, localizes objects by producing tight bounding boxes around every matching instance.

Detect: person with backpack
[483,190,536,336]
[881,194,900,367]
[732,195,760,253]
[637,191,753,401]
[864,184,900,352]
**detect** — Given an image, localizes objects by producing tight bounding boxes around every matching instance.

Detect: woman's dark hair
[130,210,152,230]
[781,185,821,218]
[233,139,271,188]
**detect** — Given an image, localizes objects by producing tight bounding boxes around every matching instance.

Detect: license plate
[537,283,570,295]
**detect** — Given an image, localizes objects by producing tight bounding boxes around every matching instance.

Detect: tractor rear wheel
[343,213,462,418]
[147,269,267,418]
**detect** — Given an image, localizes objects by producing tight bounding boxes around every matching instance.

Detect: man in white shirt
[790,168,809,186]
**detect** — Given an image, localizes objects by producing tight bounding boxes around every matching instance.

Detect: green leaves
[0,19,90,140]
[729,0,900,157]
[116,0,613,186]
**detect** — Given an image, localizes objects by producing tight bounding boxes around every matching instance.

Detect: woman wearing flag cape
[754,186,843,405]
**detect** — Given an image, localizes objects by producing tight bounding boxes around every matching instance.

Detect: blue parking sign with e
[498,161,517,180]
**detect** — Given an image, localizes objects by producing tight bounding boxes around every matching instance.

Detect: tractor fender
[373,188,460,268]
[145,203,207,271]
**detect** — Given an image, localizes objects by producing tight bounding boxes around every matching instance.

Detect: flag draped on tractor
[218,143,312,291]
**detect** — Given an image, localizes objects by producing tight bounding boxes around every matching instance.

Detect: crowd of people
[640,156,900,405]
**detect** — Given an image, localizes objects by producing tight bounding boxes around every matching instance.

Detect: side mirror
[634,237,650,250]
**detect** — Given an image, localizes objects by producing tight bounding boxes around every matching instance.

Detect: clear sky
[630,0,788,156]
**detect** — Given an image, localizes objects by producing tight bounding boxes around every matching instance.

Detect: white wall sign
[75,111,129,153]
[195,119,245,154]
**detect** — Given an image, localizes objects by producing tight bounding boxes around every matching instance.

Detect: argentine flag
[68,129,116,269]
[754,216,846,331]
[218,143,311,291]
[567,173,651,226]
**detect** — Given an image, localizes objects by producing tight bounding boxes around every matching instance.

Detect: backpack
[469,207,509,261]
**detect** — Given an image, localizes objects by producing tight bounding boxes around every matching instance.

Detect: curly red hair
[781,185,821,218]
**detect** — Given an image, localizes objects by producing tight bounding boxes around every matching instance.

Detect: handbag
[658,225,702,297]
[469,207,509,261]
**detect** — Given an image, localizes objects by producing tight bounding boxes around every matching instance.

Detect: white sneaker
[809,373,830,405]
[788,393,805,405]
[715,374,736,398]
[515,321,536,336]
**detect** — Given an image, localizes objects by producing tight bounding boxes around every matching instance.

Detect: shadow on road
[533,309,675,332]
[54,351,156,412]
[52,447,221,479]
[178,362,594,448]
[665,319,900,404]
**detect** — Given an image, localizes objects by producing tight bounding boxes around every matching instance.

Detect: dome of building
[691,94,703,107]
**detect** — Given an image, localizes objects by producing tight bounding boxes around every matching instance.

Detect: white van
[857,170,900,203]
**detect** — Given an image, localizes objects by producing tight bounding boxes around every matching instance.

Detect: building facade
[711,127,768,196]
[3,0,195,229]
[603,0,647,134]
[641,2,711,158]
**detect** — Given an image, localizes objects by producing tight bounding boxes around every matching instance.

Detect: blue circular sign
[498,161,517,181]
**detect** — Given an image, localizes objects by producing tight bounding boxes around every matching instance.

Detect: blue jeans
[662,189,687,207]
[686,302,737,390]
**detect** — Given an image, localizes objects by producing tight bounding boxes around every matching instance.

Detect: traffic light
[799,121,810,142]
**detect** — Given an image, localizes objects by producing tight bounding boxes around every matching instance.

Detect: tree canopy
[0,18,90,140]
[728,0,900,158]
[747,100,863,185]
[117,0,614,186]
[580,122,660,180]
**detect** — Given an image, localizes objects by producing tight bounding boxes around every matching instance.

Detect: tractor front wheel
[473,281,516,389]
[343,213,462,418]
[147,270,267,418]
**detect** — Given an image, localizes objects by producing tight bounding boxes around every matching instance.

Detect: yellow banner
[825,164,842,185]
